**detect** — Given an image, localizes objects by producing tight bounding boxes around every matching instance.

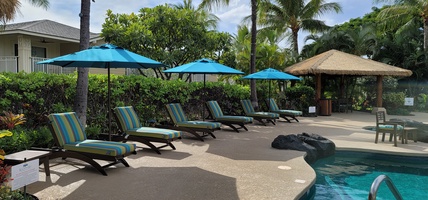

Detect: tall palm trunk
[74,0,91,126]
[424,17,428,73]
[250,0,258,107]
[424,18,428,51]
[292,29,299,56]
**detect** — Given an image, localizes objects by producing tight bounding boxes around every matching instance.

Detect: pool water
[309,151,428,199]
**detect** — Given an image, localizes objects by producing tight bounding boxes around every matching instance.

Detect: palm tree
[374,0,428,50]
[172,0,219,30]
[0,0,49,24]
[256,0,342,55]
[74,0,93,126]
[199,0,260,107]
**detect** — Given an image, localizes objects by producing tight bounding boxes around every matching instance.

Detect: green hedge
[382,92,411,115]
[0,72,250,133]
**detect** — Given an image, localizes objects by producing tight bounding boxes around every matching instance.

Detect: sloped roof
[0,19,100,42]
[285,49,412,77]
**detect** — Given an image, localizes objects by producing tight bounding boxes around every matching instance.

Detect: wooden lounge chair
[206,100,253,133]
[165,103,221,141]
[266,98,302,123]
[113,106,182,154]
[375,111,404,147]
[48,112,136,176]
[240,99,279,126]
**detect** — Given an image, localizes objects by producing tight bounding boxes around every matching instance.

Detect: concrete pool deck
[27,111,428,200]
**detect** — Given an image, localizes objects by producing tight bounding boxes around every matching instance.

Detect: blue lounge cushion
[378,125,404,131]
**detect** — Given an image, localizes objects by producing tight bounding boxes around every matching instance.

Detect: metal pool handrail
[368,174,403,200]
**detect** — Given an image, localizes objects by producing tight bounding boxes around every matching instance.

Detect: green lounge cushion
[114,106,182,139]
[241,99,279,119]
[274,110,303,116]
[63,140,136,156]
[176,121,222,129]
[166,103,189,123]
[246,112,279,119]
[49,112,136,156]
[166,103,222,130]
[215,116,253,123]
[126,127,182,139]
[267,98,302,116]
[206,101,253,123]
[206,101,224,118]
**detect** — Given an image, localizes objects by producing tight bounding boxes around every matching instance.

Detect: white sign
[404,97,414,106]
[10,159,39,190]
[309,106,316,113]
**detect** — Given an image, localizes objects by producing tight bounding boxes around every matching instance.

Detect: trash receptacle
[319,99,332,116]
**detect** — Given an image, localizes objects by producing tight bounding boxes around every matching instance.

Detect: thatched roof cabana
[285,49,413,108]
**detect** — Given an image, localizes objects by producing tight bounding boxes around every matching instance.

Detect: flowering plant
[0,122,36,199]
[0,130,13,183]
[0,112,26,130]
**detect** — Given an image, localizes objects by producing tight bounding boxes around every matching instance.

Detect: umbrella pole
[203,74,206,121]
[108,66,111,141]
[269,80,271,99]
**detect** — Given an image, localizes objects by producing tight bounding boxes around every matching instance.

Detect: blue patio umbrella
[243,68,301,99]
[164,58,244,119]
[37,43,165,139]
[163,58,244,86]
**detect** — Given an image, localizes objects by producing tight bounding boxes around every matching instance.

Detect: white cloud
[216,4,250,26]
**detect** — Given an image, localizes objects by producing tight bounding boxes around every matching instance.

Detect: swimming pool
[308,151,428,199]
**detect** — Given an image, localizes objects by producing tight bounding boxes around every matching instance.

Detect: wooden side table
[401,127,418,144]
[4,150,51,176]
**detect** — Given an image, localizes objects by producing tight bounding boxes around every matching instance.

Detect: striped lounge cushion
[268,98,280,111]
[241,99,256,114]
[49,112,136,156]
[246,112,279,119]
[127,127,182,139]
[176,121,222,129]
[63,140,136,156]
[114,106,182,139]
[268,98,302,116]
[207,100,253,123]
[206,101,224,118]
[49,112,87,146]
[113,106,142,130]
[166,103,188,123]
[276,110,303,116]
[216,116,253,123]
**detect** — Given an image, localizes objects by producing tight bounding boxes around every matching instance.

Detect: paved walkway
[27,111,428,200]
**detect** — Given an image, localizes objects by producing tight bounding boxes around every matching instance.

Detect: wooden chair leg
[239,124,248,131]
[375,131,379,143]
[393,132,397,147]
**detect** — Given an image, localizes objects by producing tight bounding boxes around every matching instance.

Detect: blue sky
[14,0,384,49]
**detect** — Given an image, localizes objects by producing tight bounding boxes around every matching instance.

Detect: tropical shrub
[383,92,411,115]
[285,86,316,115]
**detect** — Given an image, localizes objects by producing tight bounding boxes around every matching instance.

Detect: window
[31,46,46,58]
[14,45,46,58]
